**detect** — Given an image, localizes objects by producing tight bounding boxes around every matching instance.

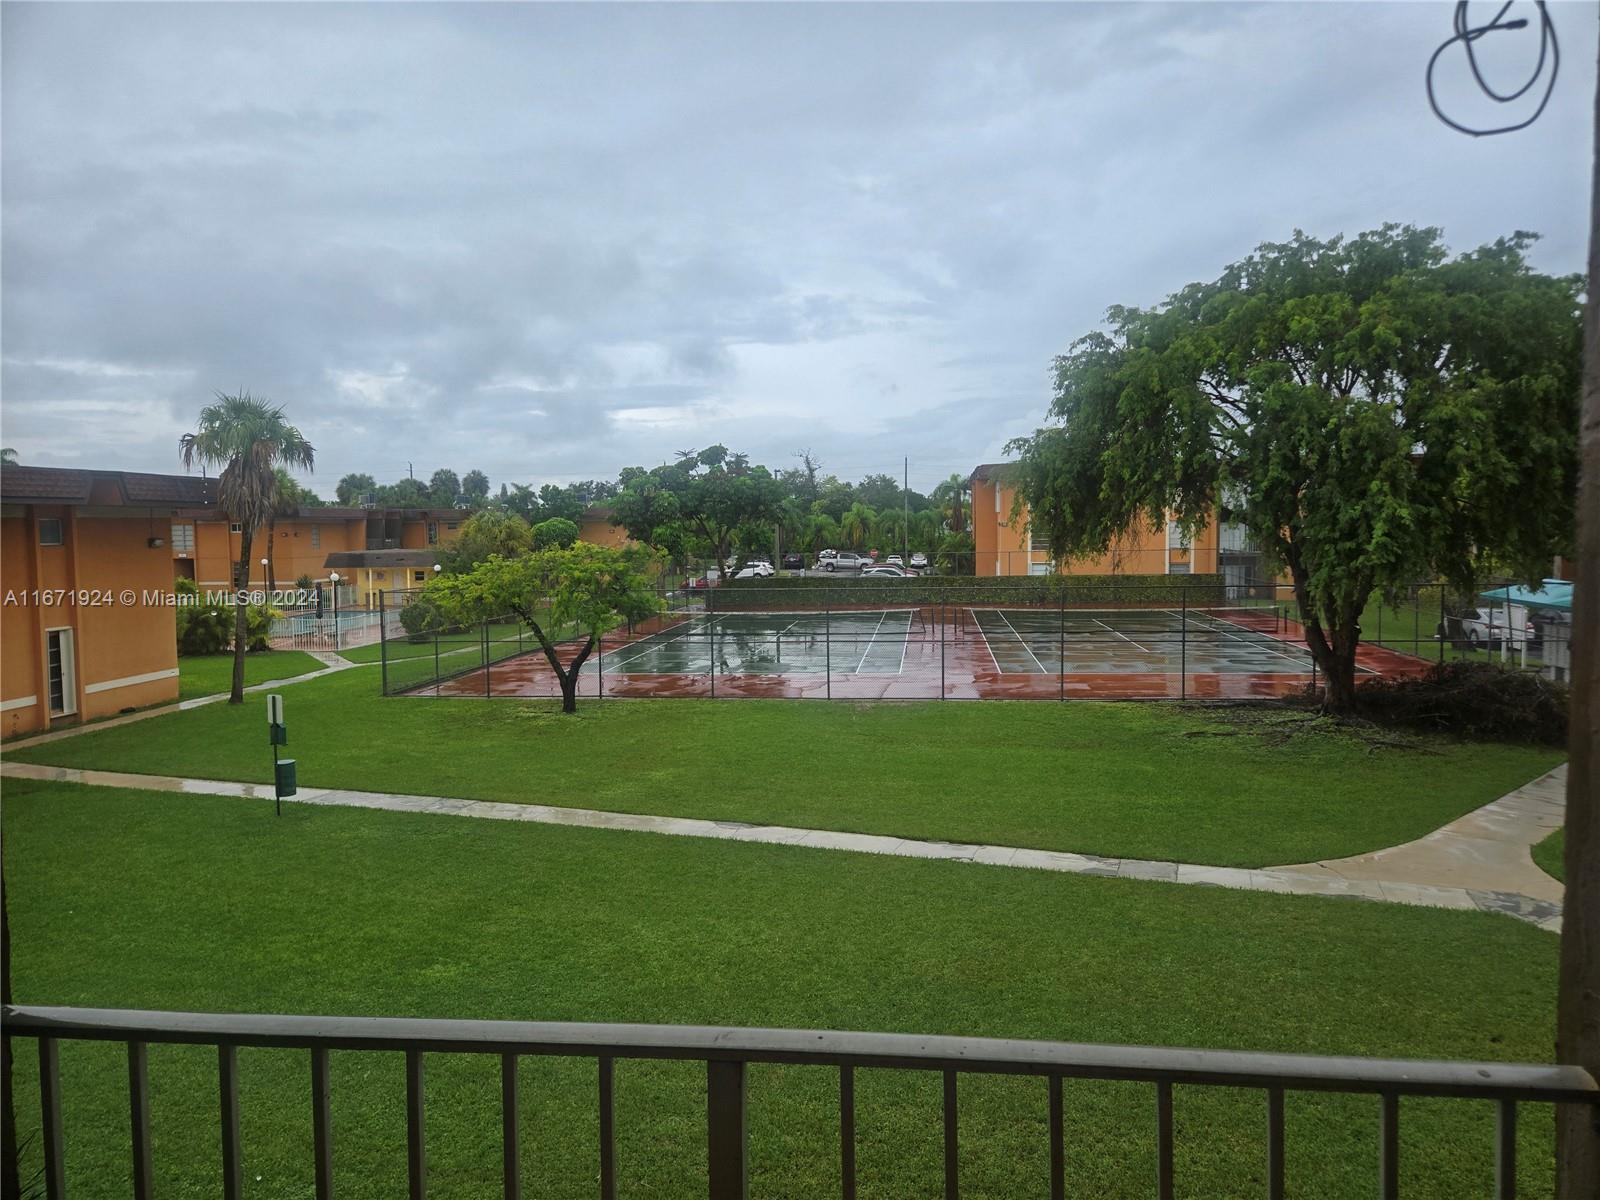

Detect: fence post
[1180,588,1187,702]
[939,599,946,699]
[433,630,440,687]
[379,590,389,696]
[1439,584,1447,664]
[707,1061,748,1200]
[484,621,492,698]
[825,601,832,700]
[597,628,605,699]
[1059,584,1066,701]
[709,585,717,699]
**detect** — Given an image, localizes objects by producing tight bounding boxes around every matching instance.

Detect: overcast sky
[2,1,1592,498]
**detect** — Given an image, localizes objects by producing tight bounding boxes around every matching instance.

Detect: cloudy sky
[2,1,1592,498]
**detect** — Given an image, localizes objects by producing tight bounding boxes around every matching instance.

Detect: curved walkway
[1,760,1566,931]
[0,653,360,753]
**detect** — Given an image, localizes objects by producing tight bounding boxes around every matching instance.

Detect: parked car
[780,553,806,570]
[862,565,911,577]
[909,552,928,569]
[819,552,869,571]
[886,554,904,566]
[1459,607,1536,649]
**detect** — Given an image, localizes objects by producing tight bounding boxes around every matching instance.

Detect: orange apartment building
[577,505,630,549]
[968,463,1265,589]
[172,504,471,598]
[1,467,217,737]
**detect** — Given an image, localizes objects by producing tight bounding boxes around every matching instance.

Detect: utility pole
[903,456,910,561]
[407,462,414,480]
[1557,19,1600,1194]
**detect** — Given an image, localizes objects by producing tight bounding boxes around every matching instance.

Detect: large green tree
[1009,226,1581,710]
[335,472,376,505]
[439,510,533,574]
[613,446,785,574]
[426,544,661,713]
[180,393,316,702]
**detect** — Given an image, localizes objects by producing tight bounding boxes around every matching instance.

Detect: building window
[1029,561,1053,576]
[1167,559,1192,575]
[445,522,458,532]
[230,522,243,534]
[1167,520,1191,550]
[171,522,195,553]
[427,522,438,545]
[311,526,321,549]
[38,519,64,546]
[414,571,426,583]
[1029,527,1051,556]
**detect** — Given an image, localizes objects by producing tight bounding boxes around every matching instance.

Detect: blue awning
[1478,579,1573,613]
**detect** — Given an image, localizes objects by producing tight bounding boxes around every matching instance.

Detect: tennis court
[410,600,1431,701]
[966,605,1322,676]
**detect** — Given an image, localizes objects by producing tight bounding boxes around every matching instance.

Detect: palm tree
[840,502,876,550]
[805,511,841,553]
[180,393,315,703]
[0,448,17,465]
[931,473,969,534]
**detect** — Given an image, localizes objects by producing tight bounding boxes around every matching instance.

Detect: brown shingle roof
[0,466,217,506]
[968,462,1016,484]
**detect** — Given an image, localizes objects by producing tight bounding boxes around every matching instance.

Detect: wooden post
[1557,21,1600,1196]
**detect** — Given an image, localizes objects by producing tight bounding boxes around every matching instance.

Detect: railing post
[840,1065,856,1200]
[598,1057,617,1200]
[129,1041,154,1200]
[939,599,946,699]
[1059,586,1066,702]
[943,1070,959,1199]
[501,1054,521,1200]
[39,1037,65,1200]
[1266,1086,1284,1200]
[407,1050,426,1200]
[484,622,492,698]
[1047,1075,1064,1200]
[1155,1080,1173,1200]
[707,1059,748,1200]
[1379,1092,1399,1200]
[219,1044,243,1200]
[1496,1098,1517,1200]
[312,1047,334,1200]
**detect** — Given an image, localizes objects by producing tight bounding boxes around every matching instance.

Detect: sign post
[267,694,295,816]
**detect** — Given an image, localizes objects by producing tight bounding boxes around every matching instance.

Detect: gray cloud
[3,1,1592,496]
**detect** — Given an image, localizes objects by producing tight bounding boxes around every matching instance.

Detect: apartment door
[46,628,77,717]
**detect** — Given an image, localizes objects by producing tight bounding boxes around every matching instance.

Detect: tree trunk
[1284,553,1363,713]
[522,612,596,715]
[231,528,254,703]
[1557,21,1600,1194]
[266,516,277,595]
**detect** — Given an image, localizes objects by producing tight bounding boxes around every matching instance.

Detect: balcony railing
[5,1004,1597,1200]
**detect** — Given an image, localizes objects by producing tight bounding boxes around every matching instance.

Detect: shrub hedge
[712,573,1229,609]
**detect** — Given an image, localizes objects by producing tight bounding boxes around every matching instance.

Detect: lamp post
[329,572,341,651]
[259,557,269,592]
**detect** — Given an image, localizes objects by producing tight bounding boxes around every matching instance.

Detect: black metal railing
[5,1004,1596,1199]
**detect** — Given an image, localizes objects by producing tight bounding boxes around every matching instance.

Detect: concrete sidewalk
[1,759,1565,930]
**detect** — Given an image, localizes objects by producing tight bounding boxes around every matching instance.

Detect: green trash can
[274,758,297,799]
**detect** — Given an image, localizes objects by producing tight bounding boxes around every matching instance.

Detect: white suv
[819,552,869,571]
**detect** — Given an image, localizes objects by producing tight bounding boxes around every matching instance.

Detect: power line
[1426,1,1560,137]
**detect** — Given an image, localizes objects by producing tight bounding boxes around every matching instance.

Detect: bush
[399,593,449,643]
[1357,662,1568,745]
[532,517,580,550]
[715,573,1228,609]
[175,578,279,655]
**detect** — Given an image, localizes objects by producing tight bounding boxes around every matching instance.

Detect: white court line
[1091,616,1153,655]
[592,617,715,674]
[995,610,1052,674]
[852,610,892,675]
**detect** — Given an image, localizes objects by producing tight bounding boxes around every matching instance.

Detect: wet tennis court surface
[416,604,1432,701]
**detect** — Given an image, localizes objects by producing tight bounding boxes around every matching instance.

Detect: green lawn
[178,650,326,700]
[6,668,1561,867]
[2,779,1562,1199]
[1533,827,1565,883]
